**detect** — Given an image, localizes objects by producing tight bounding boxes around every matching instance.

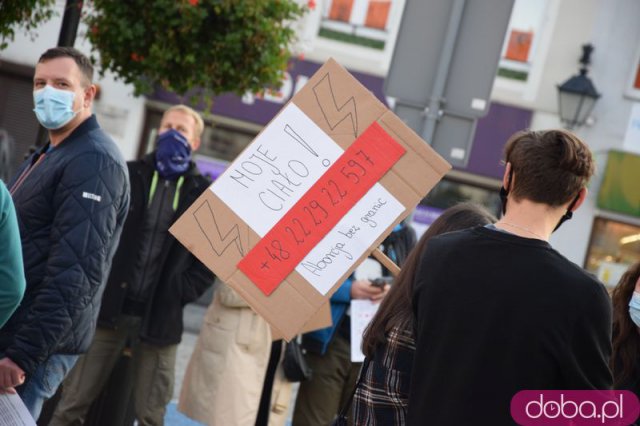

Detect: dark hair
[504,129,595,206]
[38,47,94,86]
[611,261,640,388]
[361,202,496,358]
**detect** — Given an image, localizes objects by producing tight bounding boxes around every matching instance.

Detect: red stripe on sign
[238,122,405,296]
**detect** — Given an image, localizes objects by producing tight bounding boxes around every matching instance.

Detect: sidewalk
[164,303,204,425]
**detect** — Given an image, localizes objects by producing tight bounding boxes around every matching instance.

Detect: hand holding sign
[170,59,451,340]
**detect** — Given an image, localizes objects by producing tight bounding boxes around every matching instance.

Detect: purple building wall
[150,59,532,181]
[460,102,532,179]
[150,58,389,126]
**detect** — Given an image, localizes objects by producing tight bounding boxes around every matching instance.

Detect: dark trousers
[292,332,361,426]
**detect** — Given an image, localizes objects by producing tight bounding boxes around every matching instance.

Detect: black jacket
[2,116,130,376]
[98,153,214,345]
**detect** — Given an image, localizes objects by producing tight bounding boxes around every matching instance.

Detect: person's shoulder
[0,181,9,212]
[126,156,151,172]
[548,253,609,302]
[548,251,600,286]
[192,172,211,185]
[419,228,477,263]
[65,126,127,177]
[0,180,8,199]
[429,227,478,246]
[87,127,123,158]
[187,167,212,191]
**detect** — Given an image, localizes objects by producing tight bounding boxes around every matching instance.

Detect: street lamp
[557,44,601,130]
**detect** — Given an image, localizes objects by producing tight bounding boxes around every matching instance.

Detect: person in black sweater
[408,129,612,425]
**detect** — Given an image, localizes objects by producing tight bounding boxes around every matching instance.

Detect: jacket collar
[53,115,100,150]
[29,115,99,162]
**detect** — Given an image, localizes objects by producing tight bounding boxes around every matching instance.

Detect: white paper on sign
[297,184,405,295]
[0,393,37,426]
[211,103,344,236]
[350,299,381,363]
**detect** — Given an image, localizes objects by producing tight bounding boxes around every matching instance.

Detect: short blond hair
[164,104,205,137]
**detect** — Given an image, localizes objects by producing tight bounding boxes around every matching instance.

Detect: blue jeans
[17,353,79,420]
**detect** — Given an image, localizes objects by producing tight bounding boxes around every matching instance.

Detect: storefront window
[585,217,640,287]
[199,124,256,163]
[421,178,502,215]
[411,178,502,236]
[139,106,258,163]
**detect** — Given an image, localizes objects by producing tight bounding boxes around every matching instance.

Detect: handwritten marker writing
[238,122,405,296]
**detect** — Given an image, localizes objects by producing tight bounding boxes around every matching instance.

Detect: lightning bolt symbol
[193,200,244,257]
[313,73,358,137]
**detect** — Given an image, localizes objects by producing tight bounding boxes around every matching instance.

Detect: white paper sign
[211,103,344,236]
[0,393,36,426]
[350,299,381,362]
[212,103,406,295]
[297,185,404,294]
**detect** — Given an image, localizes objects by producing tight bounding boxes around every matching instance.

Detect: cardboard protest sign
[170,59,451,340]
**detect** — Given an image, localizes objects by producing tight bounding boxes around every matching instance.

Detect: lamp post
[557,44,601,130]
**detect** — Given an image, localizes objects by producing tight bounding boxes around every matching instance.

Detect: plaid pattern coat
[352,324,416,425]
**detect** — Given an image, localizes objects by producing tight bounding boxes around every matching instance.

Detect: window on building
[627,46,640,99]
[497,0,549,82]
[139,105,258,164]
[199,123,256,162]
[410,178,502,237]
[584,216,640,287]
[319,0,394,50]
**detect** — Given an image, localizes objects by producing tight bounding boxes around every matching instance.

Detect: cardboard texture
[170,59,451,341]
[270,302,332,342]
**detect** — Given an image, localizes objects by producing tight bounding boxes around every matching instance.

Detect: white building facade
[0,0,639,279]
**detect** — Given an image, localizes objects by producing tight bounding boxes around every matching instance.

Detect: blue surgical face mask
[155,129,192,180]
[33,85,80,130]
[629,292,640,328]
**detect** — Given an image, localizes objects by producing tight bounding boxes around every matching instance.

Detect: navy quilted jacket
[1,115,129,376]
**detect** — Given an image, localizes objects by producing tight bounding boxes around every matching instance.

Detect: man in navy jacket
[0,47,129,419]
[51,104,214,426]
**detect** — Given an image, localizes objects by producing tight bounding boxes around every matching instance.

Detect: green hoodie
[0,181,25,327]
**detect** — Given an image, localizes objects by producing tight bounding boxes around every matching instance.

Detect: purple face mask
[155,129,192,180]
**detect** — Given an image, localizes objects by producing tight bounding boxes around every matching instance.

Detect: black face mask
[553,193,580,232]
[499,169,513,216]
[499,185,509,216]
[499,170,580,232]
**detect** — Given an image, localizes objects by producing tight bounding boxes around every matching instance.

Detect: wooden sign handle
[372,248,401,277]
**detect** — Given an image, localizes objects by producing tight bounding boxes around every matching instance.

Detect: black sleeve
[178,255,215,305]
[562,283,613,389]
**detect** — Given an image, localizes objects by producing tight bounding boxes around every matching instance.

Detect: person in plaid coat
[351,203,495,425]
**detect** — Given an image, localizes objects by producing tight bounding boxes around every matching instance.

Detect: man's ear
[190,137,201,151]
[502,162,512,189]
[570,187,588,212]
[83,84,97,108]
